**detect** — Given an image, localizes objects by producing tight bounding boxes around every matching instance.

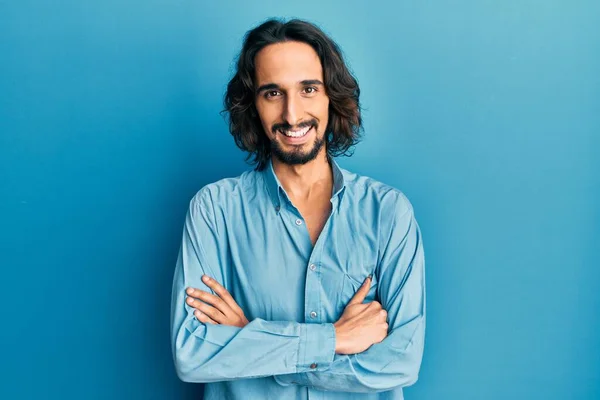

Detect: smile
[278,125,312,138]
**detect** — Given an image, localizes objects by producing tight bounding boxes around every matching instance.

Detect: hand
[333,276,388,355]
[186,275,249,328]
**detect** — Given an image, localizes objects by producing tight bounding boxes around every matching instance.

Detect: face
[254,41,330,165]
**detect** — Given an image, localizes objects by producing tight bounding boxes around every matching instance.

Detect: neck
[271,151,333,201]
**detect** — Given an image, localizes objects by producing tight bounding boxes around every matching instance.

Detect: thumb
[347,275,372,305]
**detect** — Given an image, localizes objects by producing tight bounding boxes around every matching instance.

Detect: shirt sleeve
[170,190,337,383]
[273,193,426,392]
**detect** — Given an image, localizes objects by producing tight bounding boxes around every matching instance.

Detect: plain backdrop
[1,1,598,399]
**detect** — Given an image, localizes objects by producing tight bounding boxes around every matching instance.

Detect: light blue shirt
[170,157,426,400]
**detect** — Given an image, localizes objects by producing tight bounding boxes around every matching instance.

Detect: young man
[170,18,426,400]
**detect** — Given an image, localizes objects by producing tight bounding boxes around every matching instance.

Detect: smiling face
[254,41,330,165]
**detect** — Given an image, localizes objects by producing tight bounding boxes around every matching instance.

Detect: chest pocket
[337,264,379,311]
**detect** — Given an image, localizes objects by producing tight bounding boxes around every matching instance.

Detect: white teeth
[280,126,311,138]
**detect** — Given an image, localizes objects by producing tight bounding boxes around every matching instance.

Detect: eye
[304,86,318,94]
[264,90,281,99]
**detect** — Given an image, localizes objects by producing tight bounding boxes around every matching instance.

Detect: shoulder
[340,166,415,218]
[189,169,258,208]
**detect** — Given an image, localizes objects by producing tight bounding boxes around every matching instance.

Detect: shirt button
[310,363,318,369]
[295,218,303,225]
[310,311,317,319]
[275,205,280,212]
[309,264,316,271]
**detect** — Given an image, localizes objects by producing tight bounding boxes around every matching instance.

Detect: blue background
[1,1,598,399]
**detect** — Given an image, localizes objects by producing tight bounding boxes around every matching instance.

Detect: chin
[272,136,325,165]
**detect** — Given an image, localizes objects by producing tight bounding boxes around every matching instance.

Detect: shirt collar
[262,157,346,212]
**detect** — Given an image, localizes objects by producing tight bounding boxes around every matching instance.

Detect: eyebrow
[255,79,324,95]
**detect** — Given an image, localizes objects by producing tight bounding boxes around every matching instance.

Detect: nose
[282,93,304,127]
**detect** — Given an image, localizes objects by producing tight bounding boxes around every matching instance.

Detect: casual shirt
[170,157,426,399]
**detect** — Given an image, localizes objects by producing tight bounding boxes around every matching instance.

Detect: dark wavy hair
[221,18,363,171]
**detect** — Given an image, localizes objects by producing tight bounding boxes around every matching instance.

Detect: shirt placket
[279,190,337,399]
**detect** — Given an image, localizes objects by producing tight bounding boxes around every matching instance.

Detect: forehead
[254,41,323,86]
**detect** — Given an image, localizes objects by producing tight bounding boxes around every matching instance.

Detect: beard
[269,122,326,165]
[270,130,326,165]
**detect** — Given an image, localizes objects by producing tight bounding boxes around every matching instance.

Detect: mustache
[272,119,317,133]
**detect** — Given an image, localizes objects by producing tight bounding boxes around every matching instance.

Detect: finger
[379,309,388,322]
[187,288,234,317]
[348,275,372,305]
[186,296,226,323]
[194,310,217,324]
[201,275,245,316]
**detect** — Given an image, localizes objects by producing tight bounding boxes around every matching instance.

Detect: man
[170,18,426,400]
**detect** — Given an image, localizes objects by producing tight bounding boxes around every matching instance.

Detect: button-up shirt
[170,157,426,399]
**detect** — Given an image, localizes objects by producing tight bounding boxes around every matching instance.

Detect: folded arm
[274,193,426,393]
[170,191,338,383]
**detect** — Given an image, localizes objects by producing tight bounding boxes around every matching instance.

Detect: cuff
[296,323,336,372]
